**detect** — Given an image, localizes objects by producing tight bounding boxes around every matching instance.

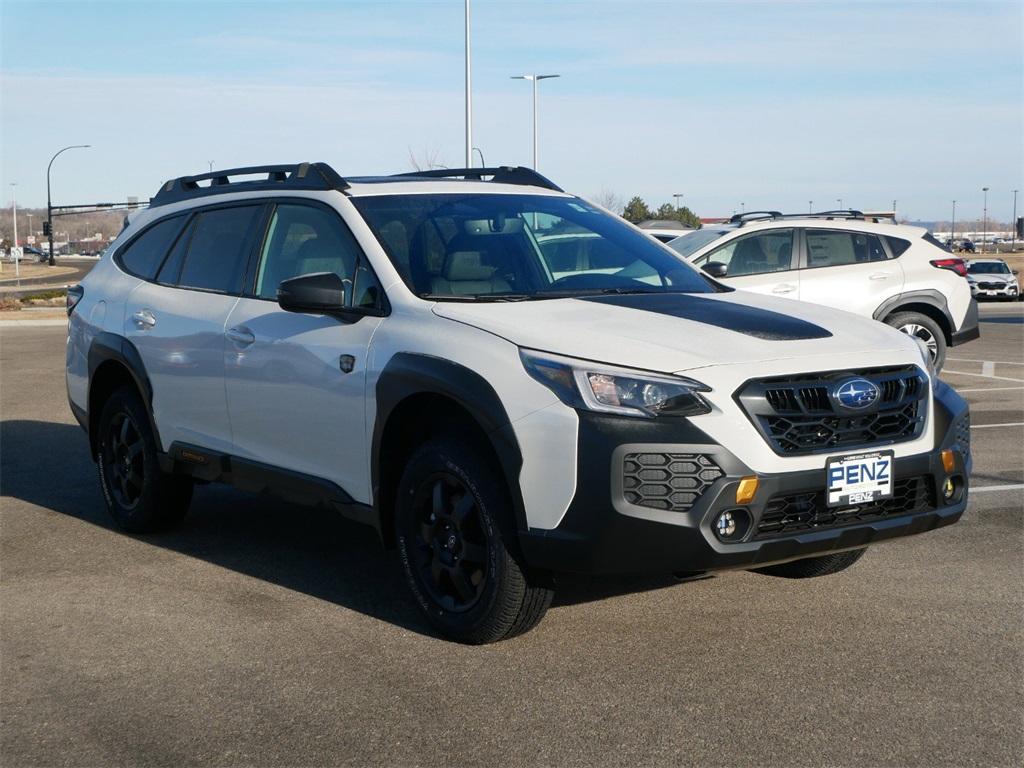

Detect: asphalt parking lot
[2,306,1021,767]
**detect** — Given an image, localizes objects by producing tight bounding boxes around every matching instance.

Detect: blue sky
[2,0,1021,220]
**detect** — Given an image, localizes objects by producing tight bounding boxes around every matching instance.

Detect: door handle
[772,284,796,294]
[226,326,256,347]
[869,272,891,280]
[131,309,156,329]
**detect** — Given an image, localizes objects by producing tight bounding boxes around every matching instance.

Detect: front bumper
[519,380,970,575]
[969,283,1019,300]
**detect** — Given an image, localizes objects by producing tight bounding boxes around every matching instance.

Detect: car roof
[709,217,927,238]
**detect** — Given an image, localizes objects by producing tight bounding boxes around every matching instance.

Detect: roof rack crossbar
[393,166,564,192]
[729,210,783,224]
[151,162,350,207]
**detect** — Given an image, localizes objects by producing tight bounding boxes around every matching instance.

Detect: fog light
[735,476,759,505]
[716,511,737,537]
[943,477,955,500]
[941,448,956,473]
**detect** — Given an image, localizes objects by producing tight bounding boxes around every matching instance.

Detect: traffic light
[42,220,51,236]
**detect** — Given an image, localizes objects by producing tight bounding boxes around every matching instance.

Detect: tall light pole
[47,144,90,266]
[740,202,745,213]
[208,160,214,172]
[892,199,897,218]
[982,186,989,253]
[511,73,560,170]
[1012,189,1018,252]
[673,193,683,212]
[9,183,18,279]
[951,200,956,245]
[465,0,472,168]
[837,198,843,209]
[809,200,813,213]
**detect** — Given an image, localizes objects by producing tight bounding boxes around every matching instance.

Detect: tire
[394,439,554,644]
[752,548,866,579]
[885,311,947,372]
[96,386,193,533]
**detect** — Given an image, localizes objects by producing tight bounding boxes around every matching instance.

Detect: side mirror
[1013,270,1019,276]
[702,261,728,278]
[277,272,348,314]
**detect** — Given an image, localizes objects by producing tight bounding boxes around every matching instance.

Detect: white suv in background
[966,258,1020,301]
[668,212,979,371]
[66,168,971,643]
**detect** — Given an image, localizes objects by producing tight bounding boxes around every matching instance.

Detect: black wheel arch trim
[86,332,162,455]
[372,353,527,535]
[872,289,955,342]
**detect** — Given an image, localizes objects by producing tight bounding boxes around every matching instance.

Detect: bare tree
[407,145,446,172]
[590,188,624,216]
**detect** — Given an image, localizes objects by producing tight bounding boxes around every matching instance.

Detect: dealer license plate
[826,450,894,507]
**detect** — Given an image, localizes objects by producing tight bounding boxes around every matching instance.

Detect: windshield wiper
[419,293,538,302]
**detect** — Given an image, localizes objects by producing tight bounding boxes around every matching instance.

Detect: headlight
[520,348,712,418]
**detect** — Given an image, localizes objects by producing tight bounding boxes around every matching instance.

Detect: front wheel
[395,439,553,643]
[752,548,866,579]
[885,311,947,372]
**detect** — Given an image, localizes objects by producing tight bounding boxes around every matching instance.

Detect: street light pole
[10,183,18,279]
[47,144,90,266]
[673,193,683,212]
[1012,189,1018,252]
[809,200,813,213]
[465,0,472,169]
[837,198,843,209]
[951,200,956,245]
[511,74,560,170]
[982,186,989,253]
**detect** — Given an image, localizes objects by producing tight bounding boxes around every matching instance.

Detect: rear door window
[117,215,187,279]
[804,229,889,268]
[177,205,262,293]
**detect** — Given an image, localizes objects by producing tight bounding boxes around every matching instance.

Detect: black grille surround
[755,475,937,540]
[622,453,724,512]
[735,365,928,456]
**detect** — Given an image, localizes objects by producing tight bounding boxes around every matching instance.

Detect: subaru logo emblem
[834,378,880,410]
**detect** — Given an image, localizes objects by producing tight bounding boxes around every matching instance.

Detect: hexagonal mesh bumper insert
[622,453,724,512]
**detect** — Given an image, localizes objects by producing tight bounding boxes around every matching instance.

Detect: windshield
[968,262,1010,275]
[667,228,732,258]
[352,193,716,300]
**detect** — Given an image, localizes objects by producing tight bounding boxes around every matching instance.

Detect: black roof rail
[809,209,865,218]
[151,162,349,207]
[728,210,782,224]
[391,166,564,192]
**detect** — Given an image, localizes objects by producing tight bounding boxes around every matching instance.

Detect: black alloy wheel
[409,473,490,612]
[101,411,146,509]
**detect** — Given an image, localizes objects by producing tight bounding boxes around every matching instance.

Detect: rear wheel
[885,311,947,372]
[395,439,553,643]
[96,386,192,533]
[752,548,866,579]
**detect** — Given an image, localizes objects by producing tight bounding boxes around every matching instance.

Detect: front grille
[977,281,1004,290]
[736,366,928,456]
[622,453,723,511]
[755,475,936,540]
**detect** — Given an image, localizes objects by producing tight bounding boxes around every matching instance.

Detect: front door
[223,201,384,504]
[693,228,799,298]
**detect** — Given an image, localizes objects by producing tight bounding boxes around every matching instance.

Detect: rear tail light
[66,284,84,316]
[930,258,967,277]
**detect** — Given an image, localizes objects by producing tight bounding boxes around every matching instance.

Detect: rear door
[124,203,265,453]
[222,200,385,503]
[691,228,798,297]
[797,228,905,315]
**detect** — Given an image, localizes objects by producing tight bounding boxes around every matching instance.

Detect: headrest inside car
[444,251,495,281]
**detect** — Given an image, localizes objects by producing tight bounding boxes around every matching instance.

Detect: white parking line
[970,483,1024,493]
[957,386,1024,393]
[0,319,67,328]
[970,422,1024,429]
[947,358,1024,366]
[944,369,1024,383]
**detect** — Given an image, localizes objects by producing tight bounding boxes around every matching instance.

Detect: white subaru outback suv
[668,212,979,371]
[66,165,971,643]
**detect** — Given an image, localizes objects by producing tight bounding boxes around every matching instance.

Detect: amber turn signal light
[941,448,956,474]
[735,476,759,505]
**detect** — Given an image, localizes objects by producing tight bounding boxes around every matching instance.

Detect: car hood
[432,290,915,373]
[968,273,1014,283]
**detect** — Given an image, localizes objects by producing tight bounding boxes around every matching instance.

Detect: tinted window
[699,229,794,277]
[117,216,186,279]
[254,204,364,301]
[967,261,1010,274]
[920,233,949,253]
[178,206,261,293]
[353,194,715,299]
[887,236,912,256]
[804,229,889,268]
[668,228,732,258]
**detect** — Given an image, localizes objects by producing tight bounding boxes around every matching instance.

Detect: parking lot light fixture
[951,200,956,244]
[673,193,683,212]
[982,187,989,253]
[47,144,90,266]
[809,200,813,213]
[1011,190,1018,251]
[511,74,560,170]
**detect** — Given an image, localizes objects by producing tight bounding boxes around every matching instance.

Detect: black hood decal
[581,294,832,340]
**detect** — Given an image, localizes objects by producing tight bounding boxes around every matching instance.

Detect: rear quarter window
[116,215,187,279]
[176,205,263,293]
[919,233,950,254]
